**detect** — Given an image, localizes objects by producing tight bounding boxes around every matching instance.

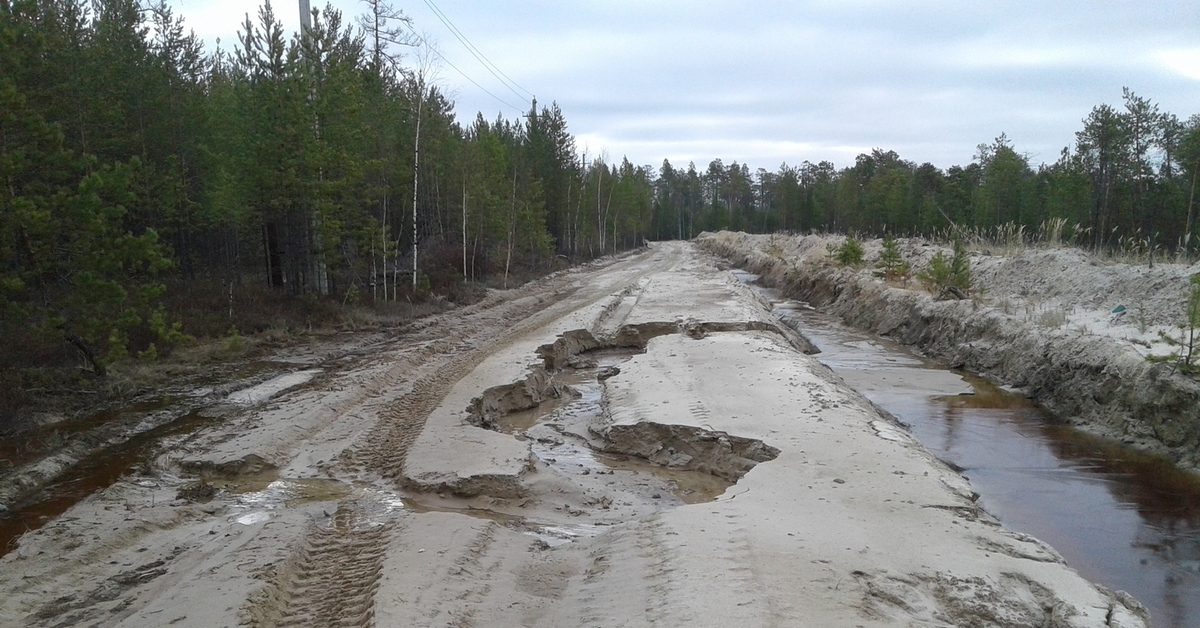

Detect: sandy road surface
[0,242,1148,627]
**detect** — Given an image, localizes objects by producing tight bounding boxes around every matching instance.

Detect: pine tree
[875,233,910,280]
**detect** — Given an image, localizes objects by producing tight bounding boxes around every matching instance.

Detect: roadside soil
[0,242,1148,627]
[698,231,1200,473]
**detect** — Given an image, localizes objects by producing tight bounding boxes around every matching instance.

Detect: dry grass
[931,219,1088,255]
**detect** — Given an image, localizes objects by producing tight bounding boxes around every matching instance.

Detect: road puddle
[0,362,329,556]
[0,409,217,556]
[218,474,409,531]
[734,269,1200,628]
[226,369,321,405]
[492,369,594,435]
[227,475,355,509]
[516,349,737,506]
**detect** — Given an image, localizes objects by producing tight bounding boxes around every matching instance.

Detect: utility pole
[299,0,311,31]
[297,0,329,295]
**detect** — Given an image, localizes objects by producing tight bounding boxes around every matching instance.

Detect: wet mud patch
[460,326,783,508]
[0,408,223,557]
[402,496,607,548]
[178,453,277,478]
[225,369,321,405]
[28,546,187,627]
[0,362,329,557]
[851,569,1120,627]
[599,423,779,482]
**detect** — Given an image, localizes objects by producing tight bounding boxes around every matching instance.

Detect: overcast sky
[173,0,1200,172]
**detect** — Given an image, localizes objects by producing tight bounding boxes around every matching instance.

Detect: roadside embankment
[696,230,1200,471]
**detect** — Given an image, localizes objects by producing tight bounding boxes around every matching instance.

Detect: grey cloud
[183,0,1200,171]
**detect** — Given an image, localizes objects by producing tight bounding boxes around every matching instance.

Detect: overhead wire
[416,34,523,113]
[419,0,536,104]
[420,0,532,100]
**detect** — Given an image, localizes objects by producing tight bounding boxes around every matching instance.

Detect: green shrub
[137,343,158,362]
[149,308,193,350]
[830,237,865,267]
[919,240,972,297]
[106,328,129,362]
[226,326,244,352]
[1150,274,1200,374]
[875,233,911,280]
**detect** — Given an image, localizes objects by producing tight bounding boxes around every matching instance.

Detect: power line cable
[420,0,536,103]
[421,0,532,100]
[417,35,522,113]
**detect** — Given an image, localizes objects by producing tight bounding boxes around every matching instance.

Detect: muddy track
[243,247,683,627]
[244,505,395,628]
[3,241,1146,628]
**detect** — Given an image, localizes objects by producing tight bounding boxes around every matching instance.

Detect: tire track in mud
[245,248,681,628]
[243,505,395,628]
[435,522,501,628]
[636,516,682,626]
[561,517,672,627]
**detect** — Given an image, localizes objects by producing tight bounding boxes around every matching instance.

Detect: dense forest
[0,0,658,379]
[2,0,1199,383]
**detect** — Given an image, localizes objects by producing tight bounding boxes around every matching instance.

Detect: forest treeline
[653,89,1200,249]
[0,0,656,376]
[2,0,1199,380]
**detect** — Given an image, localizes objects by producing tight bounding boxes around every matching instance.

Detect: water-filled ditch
[0,367,322,556]
[733,269,1200,628]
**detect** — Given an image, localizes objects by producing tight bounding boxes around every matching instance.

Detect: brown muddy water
[0,408,215,555]
[732,270,1200,628]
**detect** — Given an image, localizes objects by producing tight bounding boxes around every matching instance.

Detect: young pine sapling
[1149,274,1200,374]
[875,233,911,280]
[918,239,972,299]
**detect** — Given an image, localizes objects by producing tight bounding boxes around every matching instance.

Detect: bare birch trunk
[1186,170,1197,258]
[505,168,517,289]
[596,169,604,252]
[412,78,424,290]
[462,179,468,282]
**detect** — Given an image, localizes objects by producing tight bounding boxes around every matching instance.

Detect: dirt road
[0,242,1148,627]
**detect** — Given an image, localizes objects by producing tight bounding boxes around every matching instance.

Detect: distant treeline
[652,89,1200,251]
[0,0,655,371]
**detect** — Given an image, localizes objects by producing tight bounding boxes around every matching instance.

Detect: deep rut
[243,505,396,628]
